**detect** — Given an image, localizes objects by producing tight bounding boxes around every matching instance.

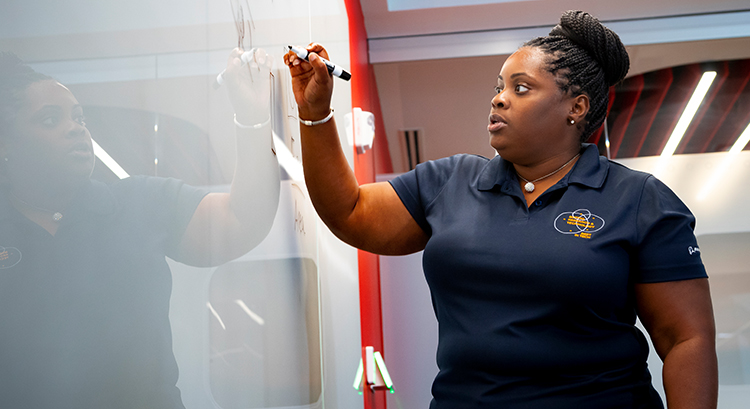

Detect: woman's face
[4,80,94,185]
[488,47,577,165]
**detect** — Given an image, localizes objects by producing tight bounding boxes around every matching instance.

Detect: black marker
[288,45,351,81]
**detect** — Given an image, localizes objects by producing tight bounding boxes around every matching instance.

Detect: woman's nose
[491,92,505,109]
[67,119,87,137]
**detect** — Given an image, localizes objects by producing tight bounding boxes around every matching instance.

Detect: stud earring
[569,119,575,125]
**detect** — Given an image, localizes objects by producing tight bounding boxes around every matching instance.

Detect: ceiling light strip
[729,122,750,154]
[695,122,750,201]
[660,71,717,158]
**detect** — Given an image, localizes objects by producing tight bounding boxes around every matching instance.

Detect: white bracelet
[299,109,334,126]
[234,113,271,129]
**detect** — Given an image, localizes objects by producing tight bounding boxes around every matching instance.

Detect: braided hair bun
[549,10,629,87]
[523,10,630,142]
[1,52,52,137]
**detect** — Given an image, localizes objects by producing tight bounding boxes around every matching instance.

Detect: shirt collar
[476,143,608,191]
[70,179,117,217]
[0,180,116,222]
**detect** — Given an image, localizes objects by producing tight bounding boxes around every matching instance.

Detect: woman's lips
[68,142,94,158]
[488,113,507,132]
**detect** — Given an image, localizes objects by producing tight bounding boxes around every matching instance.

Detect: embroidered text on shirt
[554,209,605,239]
[0,246,22,269]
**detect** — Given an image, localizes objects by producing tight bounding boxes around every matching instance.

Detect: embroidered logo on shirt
[0,246,22,269]
[688,246,701,255]
[554,209,605,239]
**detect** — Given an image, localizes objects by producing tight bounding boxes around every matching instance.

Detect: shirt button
[535,200,543,206]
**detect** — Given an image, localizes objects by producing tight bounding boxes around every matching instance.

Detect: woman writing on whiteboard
[285,10,717,408]
[0,48,279,408]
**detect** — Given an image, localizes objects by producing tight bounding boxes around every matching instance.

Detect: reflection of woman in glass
[0,49,280,408]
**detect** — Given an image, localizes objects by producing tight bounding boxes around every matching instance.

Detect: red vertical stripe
[609,75,644,158]
[631,68,676,157]
[641,65,700,156]
[343,1,389,408]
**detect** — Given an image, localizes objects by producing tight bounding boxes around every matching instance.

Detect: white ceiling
[361,0,750,63]
[385,0,530,12]
[362,0,750,38]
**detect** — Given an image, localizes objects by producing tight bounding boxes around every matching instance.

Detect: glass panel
[0,1,355,408]
[209,258,321,408]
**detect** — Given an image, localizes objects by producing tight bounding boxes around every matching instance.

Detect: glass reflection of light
[207,301,227,330]
[234,299,265,326]
[273,133,304,180]
[92,139,129,179]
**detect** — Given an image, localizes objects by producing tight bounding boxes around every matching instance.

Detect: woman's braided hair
[0,53,51,183]
[0,52,52,139]
[523,10,629,142]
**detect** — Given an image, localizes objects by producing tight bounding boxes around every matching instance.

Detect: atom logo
[0,246,22,269]
[554,209,605,235]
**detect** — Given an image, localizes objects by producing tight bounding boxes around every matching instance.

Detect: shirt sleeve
[388,155,463,236]
[133,176,209,257]
[633,175,707,283]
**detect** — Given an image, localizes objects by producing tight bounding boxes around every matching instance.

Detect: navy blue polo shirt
[0,176,207,409]
[389,144,707,409]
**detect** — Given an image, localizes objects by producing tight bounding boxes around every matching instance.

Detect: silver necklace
[516,153,581,193]
[10,192,63,222]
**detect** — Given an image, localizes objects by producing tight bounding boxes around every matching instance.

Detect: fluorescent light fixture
[234,299,265,326]
[92,139,129,179]
[206,302,227,330]
[696,121,750,201]
[729,122,750,153]
[660,71,717,158]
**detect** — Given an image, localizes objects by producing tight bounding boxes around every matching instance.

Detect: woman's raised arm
[177,48,281,267]
[285,43,427,255]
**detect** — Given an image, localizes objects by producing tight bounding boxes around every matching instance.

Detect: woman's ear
[569,94,590,124]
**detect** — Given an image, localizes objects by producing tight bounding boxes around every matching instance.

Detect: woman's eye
[494,86,503,94]
[515,84,530,93]
[41,116,59,127]
[75,116,86,126]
